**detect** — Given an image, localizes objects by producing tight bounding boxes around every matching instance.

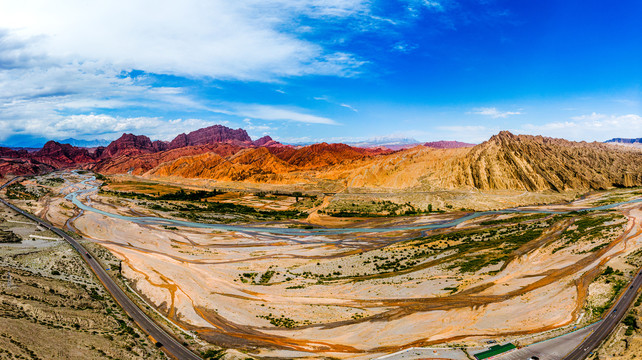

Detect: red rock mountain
[0,159,54,178]
[0,147,29,158]
[3,124,641,197]
[268,143,389,169]
[100,134,160,158]
[95,143,244,175]
[31,141,96,167]
[168,125,252,149]
[253,135,283,147]
[125,142,386,181]
[149,147,294,182]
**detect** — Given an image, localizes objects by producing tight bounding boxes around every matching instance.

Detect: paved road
[0,178,201,360]
[564,268,642,360]
[493,323,599,360]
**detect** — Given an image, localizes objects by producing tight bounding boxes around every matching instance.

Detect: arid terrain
[1,127,642,359]
[3,0,640,358]
[2,166,641,359]
[0,191,166,360]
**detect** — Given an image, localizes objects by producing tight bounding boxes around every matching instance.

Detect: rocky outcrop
[31,141,95,167]
[101,134,157,158]
[168,125,252,149]
[451,131,642,191]
[145,142,387,181]
[152,140,168,152]
[4,127,641,196]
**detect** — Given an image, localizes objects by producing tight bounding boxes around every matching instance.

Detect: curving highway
[0,177,201,360]
[564,268,642,360]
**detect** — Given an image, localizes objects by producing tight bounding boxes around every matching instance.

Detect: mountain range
[606,138,642,144]
[346,137,422,150]
[1,125,641,196]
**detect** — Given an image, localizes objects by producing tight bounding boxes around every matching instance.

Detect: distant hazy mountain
[424,140,476,149]
[348,137,421,150]
[605,138,642,144]
[605,138,642,149]
[59,138,111,147]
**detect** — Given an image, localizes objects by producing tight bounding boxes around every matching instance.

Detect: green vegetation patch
[473,343,516,360]
[5,182,48,200]
[624,314,638,336]
[0,229,21,243]
[479,213,548,226]
[321,199,435,217]
[202,349,226,359]
[37,177,64,186]
[257,314,309,328]
[259,270,275,284]
[589,266,627,318]
[101,188,223,202]
[553,212,626,253]
[103,188,307,222]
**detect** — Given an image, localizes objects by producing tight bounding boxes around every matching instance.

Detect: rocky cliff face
[317,132,642,192]
[443,132,642,191]
[168,125,252,149]
[144,142,385,181]
[100,134,158,158]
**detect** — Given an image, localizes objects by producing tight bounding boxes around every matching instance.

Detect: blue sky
[0,0,640,147]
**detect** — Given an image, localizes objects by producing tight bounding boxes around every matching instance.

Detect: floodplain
[3,171,642,359]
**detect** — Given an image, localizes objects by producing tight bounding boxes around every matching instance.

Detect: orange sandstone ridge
[1,125,641,195]
[104,130,642,193]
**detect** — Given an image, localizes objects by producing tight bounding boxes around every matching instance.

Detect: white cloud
[312,95,358,113]
[0,112,214,142]
[392,41,418,53]
[340,103,358,112]
[469,107,522,118]
[242,118,275,136]
[231,105,338,125]
[0,1,378,144]
[523,112,642,141]
[0,0,368,80]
